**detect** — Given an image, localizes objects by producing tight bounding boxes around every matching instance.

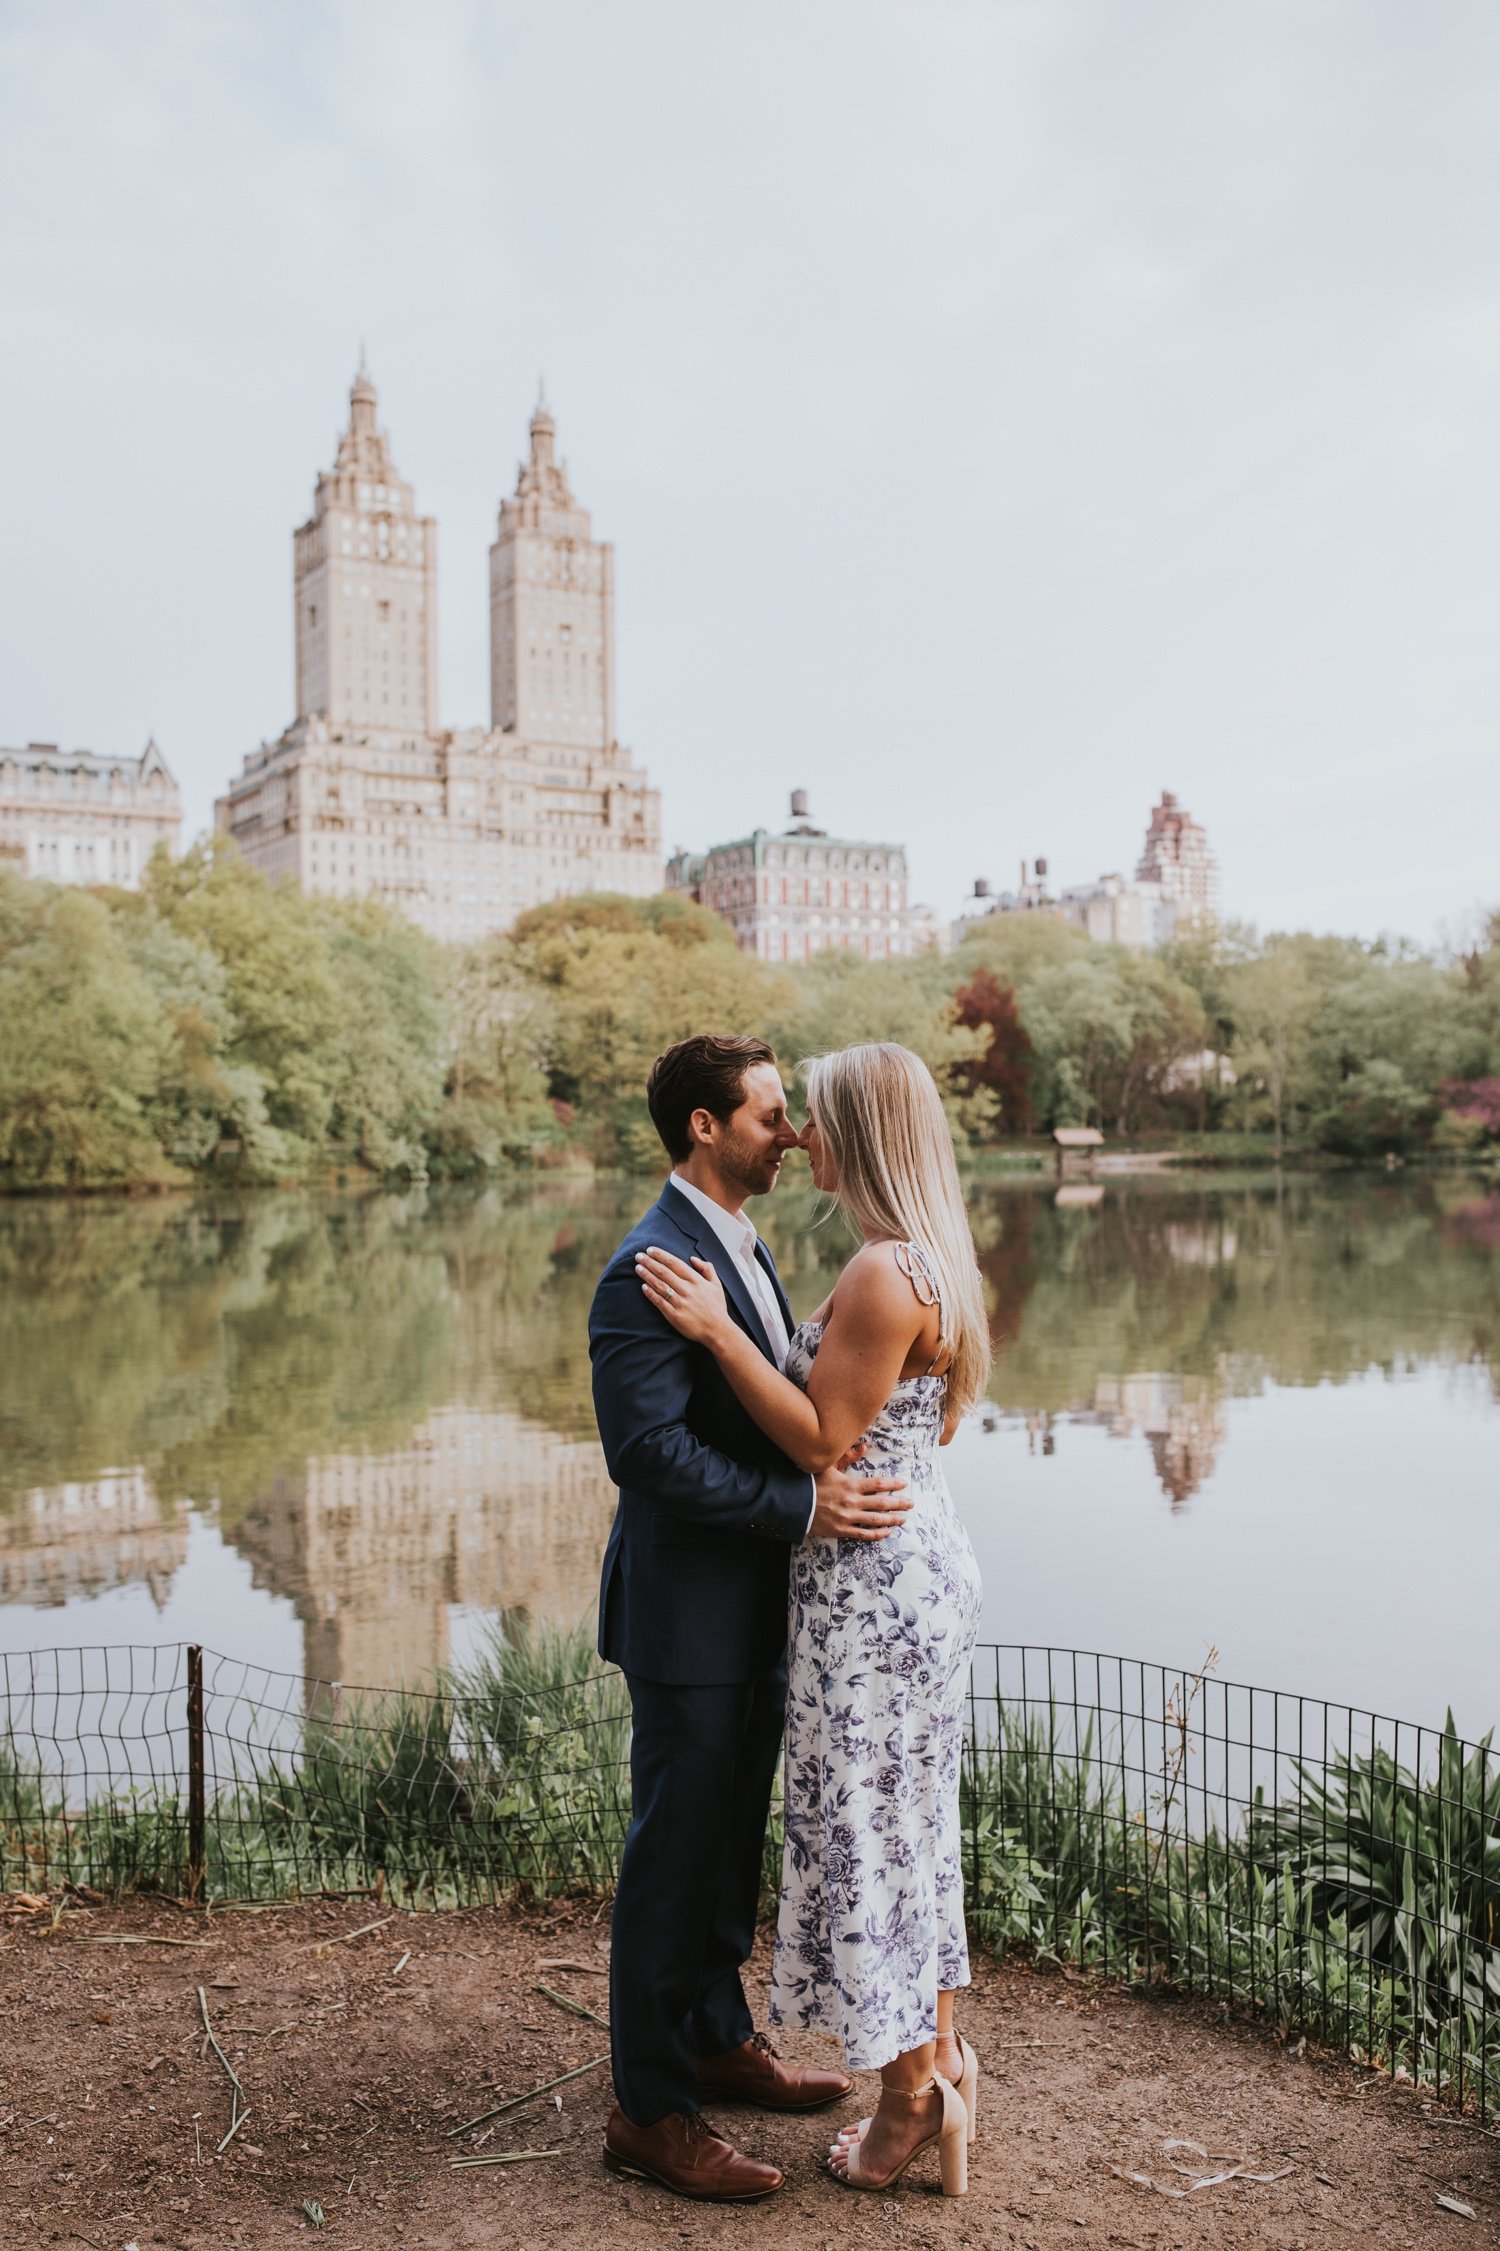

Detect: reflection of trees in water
[4,1170,1498,1590]
[1444,1191,1500,1255]
[0,1194,457,1523]
[976,1174,1500,1419]
[970,1193,1039,1355]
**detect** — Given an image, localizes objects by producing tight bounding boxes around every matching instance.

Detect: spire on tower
[349,353,378,437]
[529,385,557,470]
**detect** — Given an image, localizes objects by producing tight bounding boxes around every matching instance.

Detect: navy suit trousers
[610,1658,788,2125]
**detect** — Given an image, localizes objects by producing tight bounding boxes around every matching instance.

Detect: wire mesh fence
[964,1646,1500,2125]
[3,1636,1496,2120]
[0,1638,632,1905]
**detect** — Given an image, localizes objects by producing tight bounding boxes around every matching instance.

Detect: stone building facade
[1059,870,1175,948]
[666,791,912,963]
[0,738,181,887]
[958,792,1220,950]
[292,360,438,740]
[215,372,660,944]
[1136,790,1219,926]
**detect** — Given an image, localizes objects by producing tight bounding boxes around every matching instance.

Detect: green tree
[500,891,790,1165]
[1224,942,1319,1155]
[436,939,561,1174]
[765,950,985,1127]
[955,918,1206,1133]
[145,836,340,1160]
[317,899,448,1177]
[0,871,170,1188]
[118,910,285,1171]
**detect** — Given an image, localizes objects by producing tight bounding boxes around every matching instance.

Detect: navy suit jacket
[590,1178,814,1686]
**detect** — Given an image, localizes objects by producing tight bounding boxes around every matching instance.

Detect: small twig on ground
[392,1949,410,1976]
[197,1984,252,2153]
[532,1979,608,2027]
[1420,2111,1500,2138]
[538,1957,607,1975]
[451,2148,561,2169]
[83,1934,213,1948]
[301,1915,394,1955]
[446,2052,611,2138]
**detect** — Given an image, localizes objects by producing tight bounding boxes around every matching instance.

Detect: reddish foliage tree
[953,968,1035,1133]
[1440,1078,1500,1135]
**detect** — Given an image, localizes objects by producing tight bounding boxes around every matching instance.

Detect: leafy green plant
[1249,1718,1500,2028]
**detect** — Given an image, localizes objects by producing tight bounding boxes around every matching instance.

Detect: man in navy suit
[590,1033,910,2202]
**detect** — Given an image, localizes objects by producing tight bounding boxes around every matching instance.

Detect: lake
[2,1171,1496,1737]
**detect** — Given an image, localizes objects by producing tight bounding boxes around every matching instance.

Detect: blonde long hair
[802,1042,991,1418]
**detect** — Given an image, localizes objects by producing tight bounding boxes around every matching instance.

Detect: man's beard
[719,1123,782,1200]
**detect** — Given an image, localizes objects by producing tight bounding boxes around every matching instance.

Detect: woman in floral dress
[635,1042,989,2197]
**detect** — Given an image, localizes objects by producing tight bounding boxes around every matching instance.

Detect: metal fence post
[186,1644,205,1901]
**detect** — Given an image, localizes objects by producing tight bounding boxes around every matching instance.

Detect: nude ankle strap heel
[936,2075,968,2197]
[832,2076,968,2196]
[953,2032,978,2145]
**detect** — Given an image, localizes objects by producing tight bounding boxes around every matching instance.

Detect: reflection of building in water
[1091,1375,1226,1507]
[1163,1220,1238,1266]
[0,1469,187,1607]
[231,1406,616,1687]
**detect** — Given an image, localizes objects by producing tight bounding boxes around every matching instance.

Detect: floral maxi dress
[769,1242,984,2073]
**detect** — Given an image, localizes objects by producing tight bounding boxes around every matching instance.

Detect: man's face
[708,1063,802,1199]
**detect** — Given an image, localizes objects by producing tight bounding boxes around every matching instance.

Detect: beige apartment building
[957,792,1220,950]
[666,791,913,963]
[215,370,660,942]
[1137,789,1219,926]
[1059,869,1176,948]
[0,737,181,886]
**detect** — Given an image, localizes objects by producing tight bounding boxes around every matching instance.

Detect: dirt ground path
[1,1895,1496,2250]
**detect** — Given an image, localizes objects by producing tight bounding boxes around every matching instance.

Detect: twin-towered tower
[217,368,659,941]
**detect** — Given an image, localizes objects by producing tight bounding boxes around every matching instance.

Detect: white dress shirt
[669,1172,791,1368]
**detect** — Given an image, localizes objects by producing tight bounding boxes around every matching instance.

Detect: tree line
[1,839,1497,1189]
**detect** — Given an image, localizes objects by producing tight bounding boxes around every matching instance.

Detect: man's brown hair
[646,1034,777,1162]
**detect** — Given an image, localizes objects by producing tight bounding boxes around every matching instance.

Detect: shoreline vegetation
[2,840,1499,1193]
[4,1622,1497,2123]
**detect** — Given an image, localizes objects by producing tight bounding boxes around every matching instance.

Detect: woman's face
[800,1112,839,1192]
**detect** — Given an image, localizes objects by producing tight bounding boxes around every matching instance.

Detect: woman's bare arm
[634,1241,926,1474]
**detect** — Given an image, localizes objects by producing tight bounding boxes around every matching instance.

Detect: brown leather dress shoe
[697,2030,854,2112]
[603,2105,784,2201]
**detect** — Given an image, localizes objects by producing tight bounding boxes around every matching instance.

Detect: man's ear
[686,1105,717,1149]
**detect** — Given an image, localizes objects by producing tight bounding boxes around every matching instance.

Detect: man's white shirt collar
[670,1171,757,1263]
[669,1171,789,1366]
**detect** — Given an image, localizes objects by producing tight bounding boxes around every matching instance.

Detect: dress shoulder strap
[893,1241,949,1377]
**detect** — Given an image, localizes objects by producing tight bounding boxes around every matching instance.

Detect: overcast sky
[3,1,1497,939]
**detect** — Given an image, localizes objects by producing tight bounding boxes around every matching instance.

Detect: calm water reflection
[2,1174,1496,1729]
